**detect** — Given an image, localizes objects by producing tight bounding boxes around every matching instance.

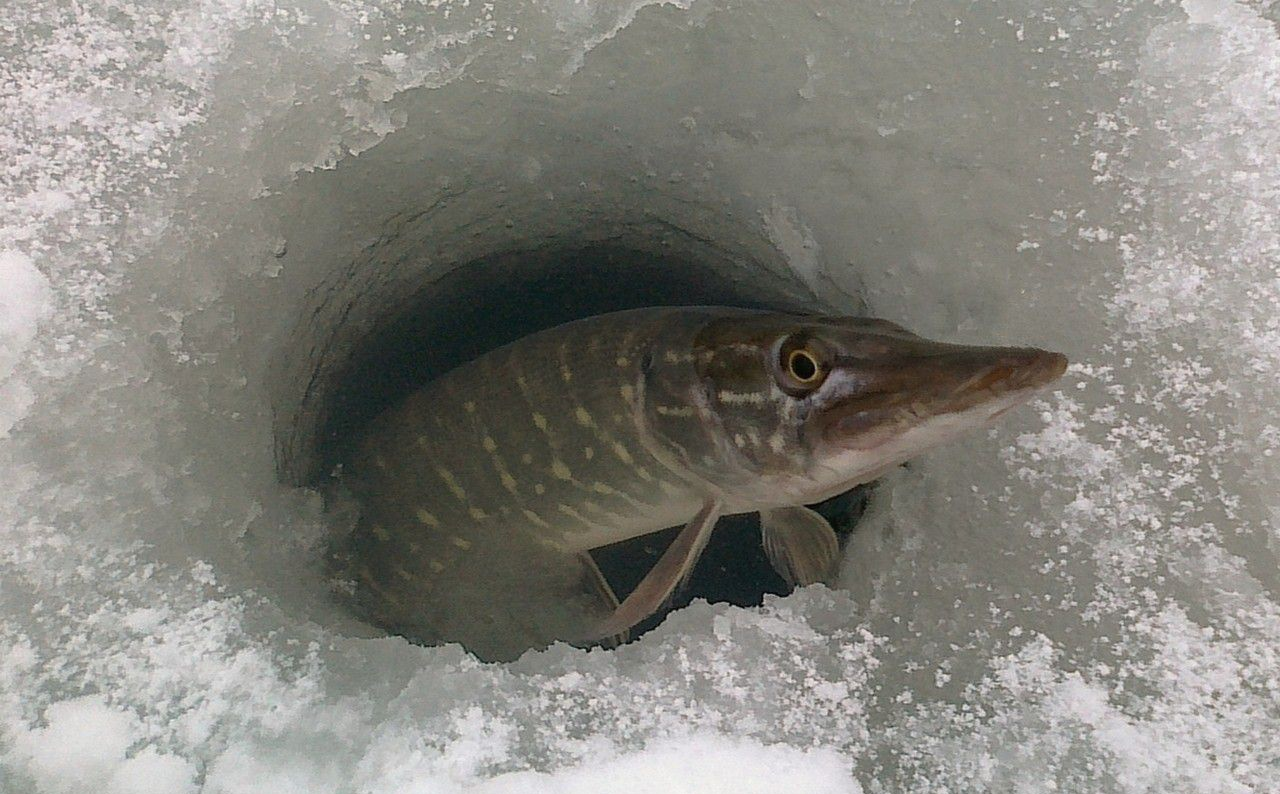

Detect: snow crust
[2,0,1278,791]
[0,251,52,438]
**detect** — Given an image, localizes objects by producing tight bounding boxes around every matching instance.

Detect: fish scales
[345,309,717,648]
[341,306,1068,658]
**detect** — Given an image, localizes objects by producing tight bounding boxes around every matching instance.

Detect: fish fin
[760,506,841,588]
[589,498,724,640]
[578,552,628,648]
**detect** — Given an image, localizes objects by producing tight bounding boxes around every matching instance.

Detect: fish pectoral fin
[589,498,724,641]
[760,506,841,588]
[579,552,628,648]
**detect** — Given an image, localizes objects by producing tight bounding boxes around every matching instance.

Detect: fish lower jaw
[805,388,1048,496]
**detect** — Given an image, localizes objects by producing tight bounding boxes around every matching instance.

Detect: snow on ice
[1,0,1277,792]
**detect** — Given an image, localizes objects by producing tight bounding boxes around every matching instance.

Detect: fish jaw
[805,345,1068,488]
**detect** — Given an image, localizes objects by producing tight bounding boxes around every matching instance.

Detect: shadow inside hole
[323,244,872,653]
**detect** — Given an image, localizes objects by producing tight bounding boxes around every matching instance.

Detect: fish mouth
[959,349,1069,395]
[818,347,1068,451]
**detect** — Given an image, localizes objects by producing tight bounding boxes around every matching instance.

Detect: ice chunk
[447,733,859,794]
[6,696,141,794]
[0,250,51,437]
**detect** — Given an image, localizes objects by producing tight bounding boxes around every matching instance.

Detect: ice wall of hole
[246,55,887,642]
[5,0,1280,789]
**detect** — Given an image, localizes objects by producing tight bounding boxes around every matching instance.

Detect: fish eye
[775,338,829,394]
[787,349,820,382]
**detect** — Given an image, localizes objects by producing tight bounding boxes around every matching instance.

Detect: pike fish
[343,307,1067,657]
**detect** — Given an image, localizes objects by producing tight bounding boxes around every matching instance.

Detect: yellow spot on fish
[435,466,467,502]
[611,442,633,465]
[718,390,768,405]
[534,483,546,495]
[584,446,595,460]
[464,401,477,413]
[592,481,618,495]
[620,384,634,402]
[521,453,533,465]
[429,559,446,573]
[450,535,472,550]
[615,356,629,368]
[560,363,573,383]
[500,471,518,494]
[551,459,572,480]
[371,524,390,541]
[468,507,488,520]
[416,436,430,449]
[574,407,594,427]
[482,436,497,453]
[415,509,440,527]
[533,413,548,431]
[636,466,654,482]
[522,509,550,528]
[558,503,594,526]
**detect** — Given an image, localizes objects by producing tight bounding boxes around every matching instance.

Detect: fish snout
[814,344,1067,450]
[972,348,1069,394]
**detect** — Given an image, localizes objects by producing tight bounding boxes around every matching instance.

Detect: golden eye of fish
[787,349,821,383]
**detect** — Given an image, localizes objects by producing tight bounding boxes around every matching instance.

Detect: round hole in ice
[235,31,884,659]
[275,236,873,657]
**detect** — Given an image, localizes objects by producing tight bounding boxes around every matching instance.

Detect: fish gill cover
[0,0,1277,792]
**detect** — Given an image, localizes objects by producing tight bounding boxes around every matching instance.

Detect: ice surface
[0,251,51,438]
[6,695,198,794]
[2,0,1278,791]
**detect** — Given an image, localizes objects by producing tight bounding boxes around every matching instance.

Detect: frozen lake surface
[2,0,1278,791]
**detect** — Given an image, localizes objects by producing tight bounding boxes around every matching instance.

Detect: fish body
[343,307,1067,658]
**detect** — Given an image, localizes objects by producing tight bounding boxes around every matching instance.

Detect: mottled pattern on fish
[344,309,713,653]
[340,306,1067,659]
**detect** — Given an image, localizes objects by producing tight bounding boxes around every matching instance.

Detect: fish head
[646,312,1068,505]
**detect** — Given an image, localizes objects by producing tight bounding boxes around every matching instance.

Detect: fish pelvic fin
[578,552,628,649]
[760,506,840,588]
[588,498,724,640]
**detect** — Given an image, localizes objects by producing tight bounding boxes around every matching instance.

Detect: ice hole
[280,236,874,653]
